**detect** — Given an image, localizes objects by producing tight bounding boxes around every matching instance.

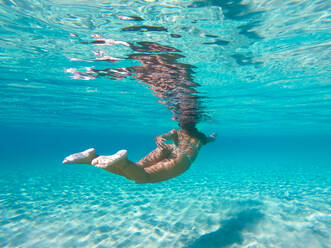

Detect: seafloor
[1,131,330,248]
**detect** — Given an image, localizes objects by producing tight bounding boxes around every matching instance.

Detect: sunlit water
[0,0,330,247]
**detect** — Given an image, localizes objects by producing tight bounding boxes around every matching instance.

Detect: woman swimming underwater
[63,39,215,183]
[63,123,216,184]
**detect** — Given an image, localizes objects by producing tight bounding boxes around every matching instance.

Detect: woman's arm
[155,129,177,149]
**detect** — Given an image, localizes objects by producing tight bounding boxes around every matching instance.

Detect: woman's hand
[207,132,217,143]
[210,132,217,139]
[155,136,168,150]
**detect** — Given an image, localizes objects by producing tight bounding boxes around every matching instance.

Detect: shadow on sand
[186,208,264,248]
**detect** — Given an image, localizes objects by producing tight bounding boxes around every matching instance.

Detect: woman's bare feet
[91,150,128,169]
[62,148,97,165]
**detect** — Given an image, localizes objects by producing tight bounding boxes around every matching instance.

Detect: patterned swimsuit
[172,131,201,163]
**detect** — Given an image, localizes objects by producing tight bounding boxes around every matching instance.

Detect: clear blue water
[0,0,330,247]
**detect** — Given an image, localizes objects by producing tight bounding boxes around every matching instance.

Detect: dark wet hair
[179,122,208,145]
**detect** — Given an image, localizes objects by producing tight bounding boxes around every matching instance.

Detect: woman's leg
[92,151,190,184]
[136,145,173,168]
[92,150,150,182]
[64,148,190,184]
[62,147,169,180]
[107,158,183,184]
[140,157,190,183]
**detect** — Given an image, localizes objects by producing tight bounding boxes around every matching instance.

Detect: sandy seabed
[0,156,330,248]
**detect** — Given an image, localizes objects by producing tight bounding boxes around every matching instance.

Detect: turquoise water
[1,0,330,247]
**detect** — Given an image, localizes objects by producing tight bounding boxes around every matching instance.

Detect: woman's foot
[62,148,97,165]
[91,150,128,169]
